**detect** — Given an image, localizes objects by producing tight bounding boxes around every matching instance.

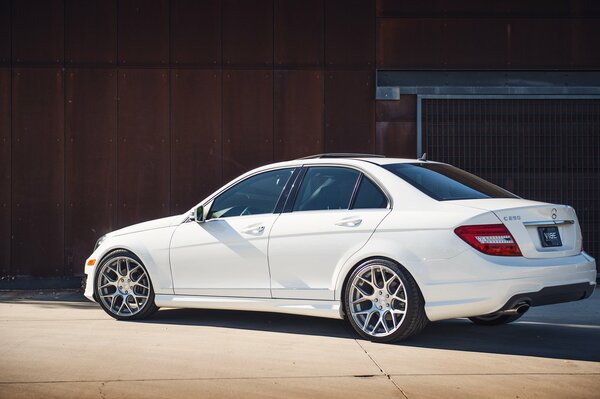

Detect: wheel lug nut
[374,298,378,302]
[386,303,390,307]
[379,291,383,295]
[386,294,389,298]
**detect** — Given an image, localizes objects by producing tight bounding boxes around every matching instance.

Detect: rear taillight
[454,224,522,256]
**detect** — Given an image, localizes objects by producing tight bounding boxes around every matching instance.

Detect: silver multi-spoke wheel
[97,256,151,317]
[348,264,408,337]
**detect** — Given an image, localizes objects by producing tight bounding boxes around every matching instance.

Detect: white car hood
[107,215,185,237]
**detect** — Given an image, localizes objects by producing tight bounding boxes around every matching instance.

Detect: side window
[293,167,359,212]
[209,168,294,219]
[351,177,388,209]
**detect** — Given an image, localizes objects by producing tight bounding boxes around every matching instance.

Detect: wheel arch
[336,255,423,318]
[92,242,166,298]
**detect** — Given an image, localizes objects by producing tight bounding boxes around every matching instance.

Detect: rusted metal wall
[376,0,600,69]
[1,0,599,278]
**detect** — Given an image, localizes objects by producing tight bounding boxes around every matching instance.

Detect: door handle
[241,225,265,235]
[335,218,362,227]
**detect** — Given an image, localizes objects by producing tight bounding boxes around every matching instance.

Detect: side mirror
[193,206,205,223]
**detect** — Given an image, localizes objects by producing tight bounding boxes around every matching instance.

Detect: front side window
[383,163,517,201]
[209,168,294,219]
[293,167,360,211]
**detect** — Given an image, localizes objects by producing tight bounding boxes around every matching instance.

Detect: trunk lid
[449,199,582,259]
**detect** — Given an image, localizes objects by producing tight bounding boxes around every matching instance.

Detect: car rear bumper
[497,282,595,311]
[420,251,596,321]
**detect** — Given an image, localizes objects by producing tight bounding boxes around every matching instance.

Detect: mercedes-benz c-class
[84,154,596,342]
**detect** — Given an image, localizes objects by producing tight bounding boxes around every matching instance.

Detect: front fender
[85,227,177,296]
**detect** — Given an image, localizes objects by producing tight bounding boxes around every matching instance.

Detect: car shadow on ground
[142,307,600,362]
[3,290,598,362]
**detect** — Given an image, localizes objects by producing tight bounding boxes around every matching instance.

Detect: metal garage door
[422,98,600,263]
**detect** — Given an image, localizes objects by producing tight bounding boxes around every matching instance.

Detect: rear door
[268,166,391,300]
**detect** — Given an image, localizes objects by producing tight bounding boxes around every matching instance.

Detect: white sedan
[84,154,596,342]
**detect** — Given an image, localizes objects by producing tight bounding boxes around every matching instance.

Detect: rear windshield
[382,163,517,201]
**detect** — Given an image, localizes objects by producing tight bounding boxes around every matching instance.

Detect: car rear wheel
[344,258,428,343]
[468,313,524,326]
[95,250,158,320]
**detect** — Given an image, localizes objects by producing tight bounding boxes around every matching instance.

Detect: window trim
[283,165,391,213]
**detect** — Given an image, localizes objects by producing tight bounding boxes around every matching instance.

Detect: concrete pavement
[0,289,599,398]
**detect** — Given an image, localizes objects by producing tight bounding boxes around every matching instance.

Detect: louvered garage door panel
[422,98,600,265]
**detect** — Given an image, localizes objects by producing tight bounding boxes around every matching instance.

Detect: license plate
[538,226,562,247]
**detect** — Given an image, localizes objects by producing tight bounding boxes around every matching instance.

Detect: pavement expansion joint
[354,339,410,399]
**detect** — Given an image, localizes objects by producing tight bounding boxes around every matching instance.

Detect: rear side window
[351,177,388,209]
[383,163,517,201]
[293,167,359,211]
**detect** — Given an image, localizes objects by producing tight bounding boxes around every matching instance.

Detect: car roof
[243,154,442,176]
[296,153,440,165]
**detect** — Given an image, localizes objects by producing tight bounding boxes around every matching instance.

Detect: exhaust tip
[515,303,530,315]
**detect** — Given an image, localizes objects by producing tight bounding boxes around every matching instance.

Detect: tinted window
[293,167,359,211]
[383,163,517,201]
[209,168,294,218]
[352,177,388,209]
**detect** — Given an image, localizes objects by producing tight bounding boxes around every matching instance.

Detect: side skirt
[154,295,344,320]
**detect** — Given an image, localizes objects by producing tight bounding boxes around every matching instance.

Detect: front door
[169,168,295,297]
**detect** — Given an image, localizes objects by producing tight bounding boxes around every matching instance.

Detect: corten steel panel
[325,0,375,67]
[274,70,324,161]
[12,69,64,276]
[65,0,117,64]
[423,98,600,268]
[325,71,374,153]
[375,122,416,158]
[12,0,64,64]
[117,69,170,228]
[65,69,117,275]
[0,69,10,274]
[171,0,221,66]
[376,0,445,17]
[376,0,600,18]
[376,19,444,68]
[443,19,508,68]
[118,0,169,65]
[0,0,10,64]
[376,96,416,122]
[506,0,600,18]
[171,70,222,213]
[571,20,600,68]
[274,0,324,66]
[510,19,571,68]
[223,70,273,181]
[223,0,273,66]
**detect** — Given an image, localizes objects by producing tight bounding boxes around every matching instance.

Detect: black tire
[468,313,524,326]
[94,249,159,321]
[344,258,428,343]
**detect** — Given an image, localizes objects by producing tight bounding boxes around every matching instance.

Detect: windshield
[382,163,517,201]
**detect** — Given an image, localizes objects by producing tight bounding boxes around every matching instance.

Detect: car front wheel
[344,259,428,343]
[95,249,158,320]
